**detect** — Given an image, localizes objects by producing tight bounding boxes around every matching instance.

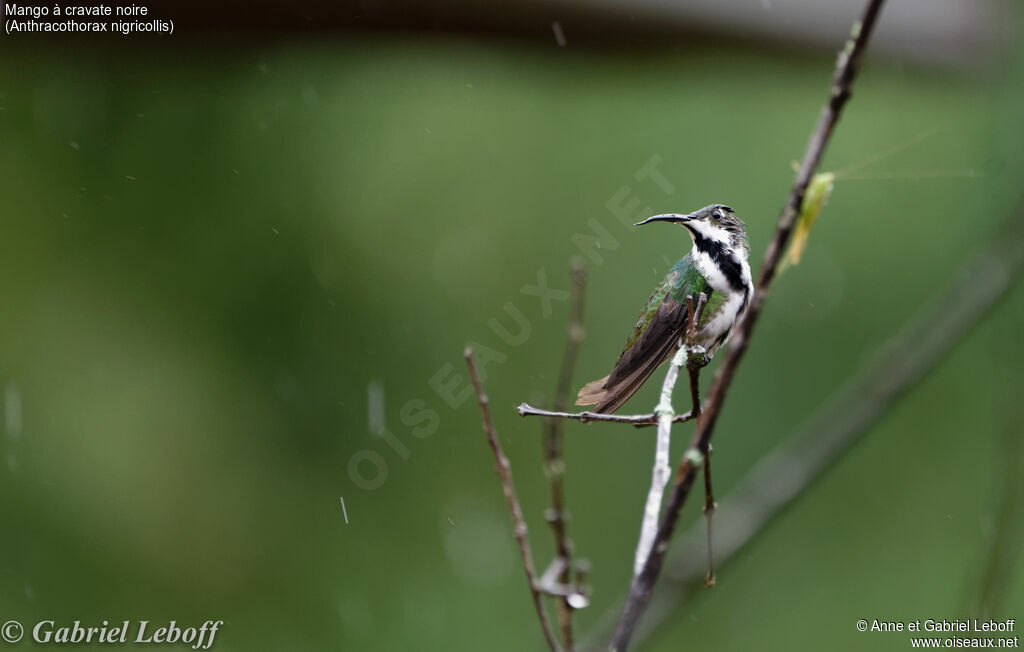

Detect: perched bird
[576,205,754,413]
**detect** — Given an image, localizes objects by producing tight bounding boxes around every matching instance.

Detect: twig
[465,348,561,652]
[542,259,587,650]
[517,404,696,427]
[686,365,701,426]
[583,206,1024,648]
[701,443,716,588]
[684,292,708,418]
[631,348,688,577]
[690,363,716,588]
[683,295,716,587]
[632,294,708,576]
[610,1,887,648]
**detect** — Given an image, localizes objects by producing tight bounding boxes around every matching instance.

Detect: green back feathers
[579,254,723,413]
[620,255,716,354]
[667,256,708,304]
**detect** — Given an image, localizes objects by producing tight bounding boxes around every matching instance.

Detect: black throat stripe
[691,230,747,293]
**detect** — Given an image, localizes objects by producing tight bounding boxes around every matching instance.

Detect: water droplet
[567,593,589,609]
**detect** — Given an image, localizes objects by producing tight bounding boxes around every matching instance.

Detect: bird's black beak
[634,213,693,227]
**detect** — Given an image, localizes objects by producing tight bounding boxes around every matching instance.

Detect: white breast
[699,291,747,356]
[691,249,731,294]
[689,247,753,356]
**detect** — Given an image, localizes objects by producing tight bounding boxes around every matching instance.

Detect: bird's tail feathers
[575,376,609,408]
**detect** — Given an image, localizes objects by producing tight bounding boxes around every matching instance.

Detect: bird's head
[635,204,749,254]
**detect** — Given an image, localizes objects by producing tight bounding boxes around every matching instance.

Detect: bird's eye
[712,210,723,221]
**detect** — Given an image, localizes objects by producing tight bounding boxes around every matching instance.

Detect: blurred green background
[1,9,1022,651]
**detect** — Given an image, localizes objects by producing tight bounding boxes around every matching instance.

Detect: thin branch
[630,351,688,576]
[701,443,716,588]
[686,364,702,427]
[542,259,588,651]
[583,206,1024,648]
[464,348,561,652]
[684,292,709,421]
[632,294,707,577]
[684,296,716,587]
[517,403,696,427]
[611,1,887,647]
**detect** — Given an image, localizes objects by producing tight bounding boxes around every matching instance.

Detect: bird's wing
[577,257,707,414]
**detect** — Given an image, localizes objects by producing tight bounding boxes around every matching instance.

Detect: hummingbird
[576,205,754,413]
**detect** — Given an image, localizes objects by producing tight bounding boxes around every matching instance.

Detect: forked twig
[465,349,561,652]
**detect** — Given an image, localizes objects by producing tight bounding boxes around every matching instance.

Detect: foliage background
[1,6,1022,650]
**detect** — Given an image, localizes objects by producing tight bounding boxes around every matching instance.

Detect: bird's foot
[685,345,709,370]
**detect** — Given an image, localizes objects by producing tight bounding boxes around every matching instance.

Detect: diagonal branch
[582,205,1024,648]
[610,1,887,647]
[465,348,561,652]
